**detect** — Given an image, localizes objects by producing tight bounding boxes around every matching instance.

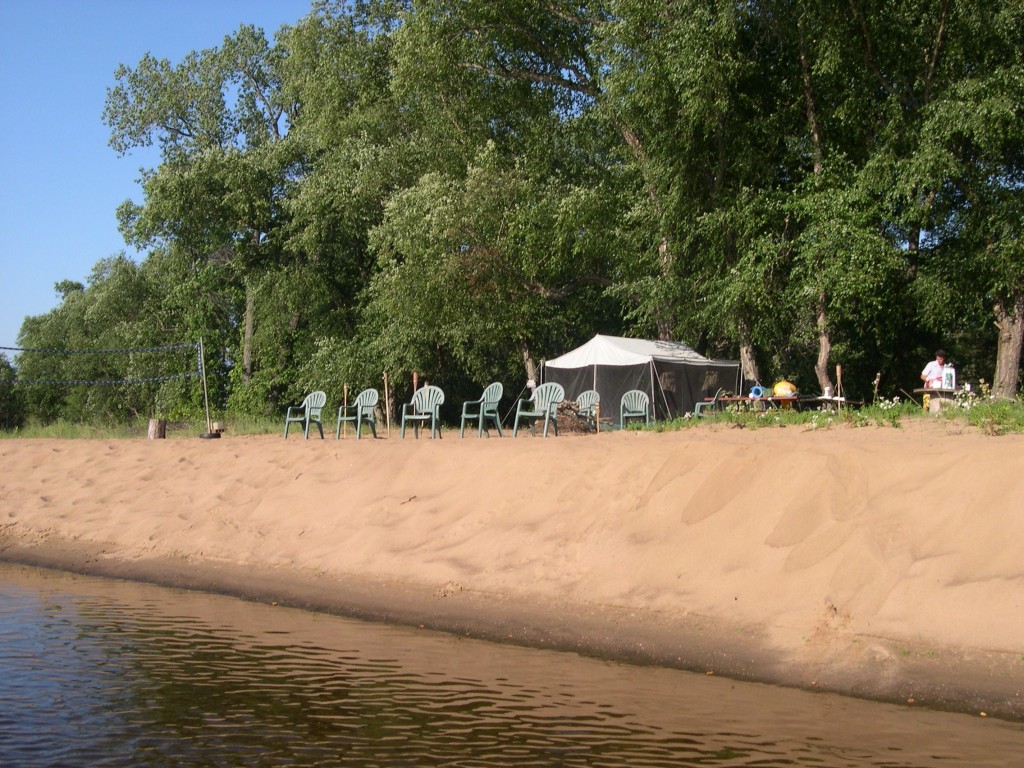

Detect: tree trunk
[800,31,833,396]
[992,295,1024,399]
[147,419,167,439]
[655,238,674,340]
[736,318,761,385]
[242,279,255,385]
[814,295,834,394]
[799,36,824,176]
[519,340,538,393]
[620,123,677,339]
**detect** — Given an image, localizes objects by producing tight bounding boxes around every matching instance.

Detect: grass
[950,397,1024,435]
[0,415,283,440]
[0,419,146,440]
[654,395,1024,434]
[3,396,1023,438]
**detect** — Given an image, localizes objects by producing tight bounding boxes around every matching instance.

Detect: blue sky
[0,0,314,348]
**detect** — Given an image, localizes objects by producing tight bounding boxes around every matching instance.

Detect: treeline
[7,0,1023,425]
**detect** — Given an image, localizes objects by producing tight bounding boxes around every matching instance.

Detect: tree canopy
[11,0,1023,425]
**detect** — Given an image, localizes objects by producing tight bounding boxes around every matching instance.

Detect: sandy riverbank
[2,421,1022,719]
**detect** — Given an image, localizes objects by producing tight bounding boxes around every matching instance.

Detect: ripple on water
[0,563,1021,767]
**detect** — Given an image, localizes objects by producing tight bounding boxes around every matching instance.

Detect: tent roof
[545,334,714,368]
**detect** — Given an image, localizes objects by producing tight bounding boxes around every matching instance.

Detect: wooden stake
[383,371,391,436]
[198,336,212,434]
[342,383,349,437]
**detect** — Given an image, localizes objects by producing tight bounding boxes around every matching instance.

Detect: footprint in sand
[765,454,868,556]
[215,491,260,508]
[629,451,750,523]
[678,456,767,524]
[783,523,852,571]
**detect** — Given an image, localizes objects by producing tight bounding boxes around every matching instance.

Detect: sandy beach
[2,420,1023,719]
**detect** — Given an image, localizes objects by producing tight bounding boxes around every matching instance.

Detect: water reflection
[1,562,1021,767]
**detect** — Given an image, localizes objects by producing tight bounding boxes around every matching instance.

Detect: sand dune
[2,420,1023,718]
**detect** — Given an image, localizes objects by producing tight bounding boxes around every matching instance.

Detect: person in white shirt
[920,349,947,388]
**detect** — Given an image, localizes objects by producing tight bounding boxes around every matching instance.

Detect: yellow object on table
[773,380,797,397]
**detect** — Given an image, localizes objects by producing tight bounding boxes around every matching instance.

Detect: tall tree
[0,353,24,429]
[370,0,626,383]
[104,24,298,411]
[353,143,620,396]
[597,0,786,376]
[900,1,1024,397]
[15,257,194,423]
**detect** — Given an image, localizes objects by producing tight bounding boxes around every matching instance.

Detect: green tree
[900,2,1024,397]
[0,352,24,430]
[351,144,619,394]
[597,0,789,377]
[16,256,197,423]
[105,24,299,414]
[286,1,623,398]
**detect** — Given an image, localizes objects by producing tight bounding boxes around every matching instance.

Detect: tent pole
[650,362,657,421]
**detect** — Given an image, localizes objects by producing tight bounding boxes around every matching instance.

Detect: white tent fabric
[545,335,711,368]
[542,334,741,421]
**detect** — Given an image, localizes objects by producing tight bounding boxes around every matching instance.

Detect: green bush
[0,354,25,430]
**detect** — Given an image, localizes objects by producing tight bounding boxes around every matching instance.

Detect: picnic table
[717,395,799,411]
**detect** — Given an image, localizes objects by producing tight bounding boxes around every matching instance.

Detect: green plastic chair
[513,382,565,437]
[620,389,651,428]
[401,385,445,439]
[693,388,725,417]
[336,387,379,439]
[283,391,327,439]
[460,382,503,438]
[575,389,600,431]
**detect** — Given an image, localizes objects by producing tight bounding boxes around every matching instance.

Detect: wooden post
[342,383,349,437]
[383,371,391,436]
[147,419,167,439]
[595,402,600,434]
[835,364,844,411]
[198,337,212,434]
[412,371,419,391]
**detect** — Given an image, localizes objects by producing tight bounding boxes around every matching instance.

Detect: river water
[1,562,1021,767]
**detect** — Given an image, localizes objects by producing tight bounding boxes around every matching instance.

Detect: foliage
[0,414,283,439]
[954,398,1024,435]
[651,398,1024,434]
[11,0,1024,426]
[15,257,206,424]
[0,353,25,429]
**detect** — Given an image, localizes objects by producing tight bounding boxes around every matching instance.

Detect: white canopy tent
[542,334,741,421]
